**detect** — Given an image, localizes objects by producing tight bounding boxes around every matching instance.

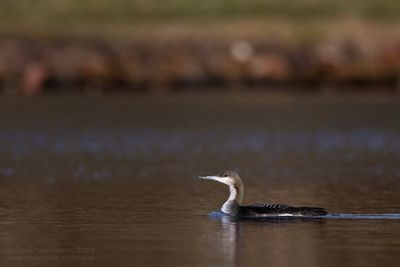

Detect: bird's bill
[198,175,224,182]
[199,175,226,184]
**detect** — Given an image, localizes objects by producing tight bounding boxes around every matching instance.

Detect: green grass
[2,0,400,39]
[2,0,400,23]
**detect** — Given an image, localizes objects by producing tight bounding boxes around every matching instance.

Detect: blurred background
[2,0,400,95]
[1,1,400,267]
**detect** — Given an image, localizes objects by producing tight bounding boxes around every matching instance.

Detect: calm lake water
[0,93,399,267]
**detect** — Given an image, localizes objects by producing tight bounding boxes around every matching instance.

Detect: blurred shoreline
[2,20,400,95]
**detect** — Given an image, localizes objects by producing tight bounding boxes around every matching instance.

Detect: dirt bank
[1,33,400,95]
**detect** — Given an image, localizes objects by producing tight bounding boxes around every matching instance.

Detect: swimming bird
[199,171,327,218]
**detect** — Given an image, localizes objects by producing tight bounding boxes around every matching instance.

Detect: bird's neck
[227,184,244,204]
[221,183,244,216]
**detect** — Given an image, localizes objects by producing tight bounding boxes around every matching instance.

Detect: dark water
[0,94,400,267]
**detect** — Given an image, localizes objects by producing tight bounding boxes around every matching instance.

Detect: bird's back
[239,202,327,217]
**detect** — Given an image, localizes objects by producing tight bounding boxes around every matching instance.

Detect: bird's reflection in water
[209,212,241,267]
[209,211,326,267]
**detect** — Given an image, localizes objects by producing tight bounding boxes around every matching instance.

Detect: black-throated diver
[199,170,327,217]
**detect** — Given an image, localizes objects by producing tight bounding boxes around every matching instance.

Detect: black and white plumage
[199,170,327,218]
[240,203,327,217]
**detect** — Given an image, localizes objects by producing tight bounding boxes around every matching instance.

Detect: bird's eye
[223,174,228,177]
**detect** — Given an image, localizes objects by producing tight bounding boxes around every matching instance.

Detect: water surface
[0,94,399,266]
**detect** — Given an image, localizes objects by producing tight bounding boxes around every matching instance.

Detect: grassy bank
[3,0,400,23]
[2,0,400,39]
[2,1,400,95]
